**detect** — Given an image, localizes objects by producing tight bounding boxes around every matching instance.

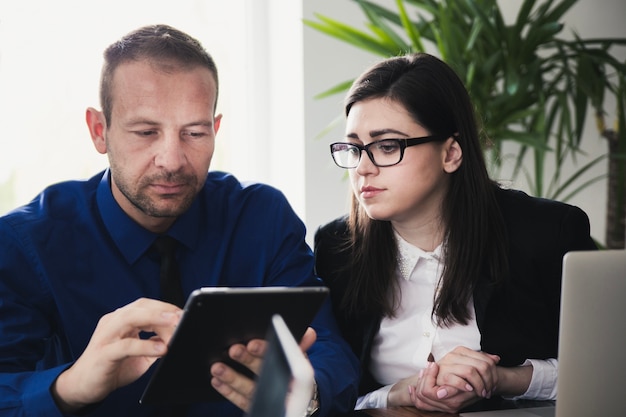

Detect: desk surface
[342,399,555,417]
[351,406,457,417]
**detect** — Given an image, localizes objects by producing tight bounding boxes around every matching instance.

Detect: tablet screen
[140,286,329,405]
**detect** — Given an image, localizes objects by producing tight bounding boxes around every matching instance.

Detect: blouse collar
[394,230,444,281]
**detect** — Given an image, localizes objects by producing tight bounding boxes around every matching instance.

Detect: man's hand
[210,326,317,412]
[51,298,182,413]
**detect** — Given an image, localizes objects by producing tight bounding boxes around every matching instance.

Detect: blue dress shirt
[0,170,359,417]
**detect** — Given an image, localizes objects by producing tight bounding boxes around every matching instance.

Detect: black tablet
[140,286,329,405]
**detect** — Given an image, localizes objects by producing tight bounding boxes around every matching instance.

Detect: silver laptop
[462,249,626,417]
[247,314,315,417]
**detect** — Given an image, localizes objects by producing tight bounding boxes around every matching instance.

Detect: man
[0,24,358,417]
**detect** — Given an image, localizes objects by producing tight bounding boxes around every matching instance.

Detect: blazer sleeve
[477,189,597,366]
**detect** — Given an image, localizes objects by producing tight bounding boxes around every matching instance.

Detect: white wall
[0,0,251,212]
[302,0,626,245]
[0,0,307,222]
[1,0,623,247]
[302,0,386,244]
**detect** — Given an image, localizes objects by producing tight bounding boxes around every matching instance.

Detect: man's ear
[214,113,222,135]
[86,107,107,154]
[443,137,463,173]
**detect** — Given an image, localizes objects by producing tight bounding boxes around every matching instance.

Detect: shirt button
[423,331,431,337]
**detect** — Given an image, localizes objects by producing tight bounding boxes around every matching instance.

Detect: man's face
[90,60,221,233]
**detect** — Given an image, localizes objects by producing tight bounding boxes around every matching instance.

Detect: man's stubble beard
[117,172,198,218]
[107,148,199,218]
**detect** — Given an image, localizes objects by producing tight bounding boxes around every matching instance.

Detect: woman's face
[345,97,461,227]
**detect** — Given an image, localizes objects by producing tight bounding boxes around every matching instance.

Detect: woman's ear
[442,137,463,173]
[86,107,107,154]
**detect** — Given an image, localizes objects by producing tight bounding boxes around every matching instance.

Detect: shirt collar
[96,169,202,264]
[394,230,443,281]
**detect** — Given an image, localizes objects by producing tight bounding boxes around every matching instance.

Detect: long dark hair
[343,53,508,326]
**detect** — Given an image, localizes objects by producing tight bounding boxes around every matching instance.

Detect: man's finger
[210,362,255,412]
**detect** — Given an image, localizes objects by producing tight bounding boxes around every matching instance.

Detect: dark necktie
[153,235,185,308]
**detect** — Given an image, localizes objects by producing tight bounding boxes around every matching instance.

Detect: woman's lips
[360,185,384,199]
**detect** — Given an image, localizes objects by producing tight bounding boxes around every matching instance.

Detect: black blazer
[314,187,597,395]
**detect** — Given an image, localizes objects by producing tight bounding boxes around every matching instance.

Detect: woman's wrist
[495,364,533,397]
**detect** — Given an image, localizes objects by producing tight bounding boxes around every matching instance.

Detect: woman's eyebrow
[369,128,410,138]
[345,128,410,141]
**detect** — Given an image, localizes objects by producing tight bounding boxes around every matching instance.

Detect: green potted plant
[304,0,626,248]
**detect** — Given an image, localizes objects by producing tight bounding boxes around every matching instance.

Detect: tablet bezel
[140,286,329,405]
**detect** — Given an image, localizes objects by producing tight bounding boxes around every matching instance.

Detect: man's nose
[154,133,186,170]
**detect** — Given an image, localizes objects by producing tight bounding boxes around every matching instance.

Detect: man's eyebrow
[125,118,159,127]
[183,120,214,129]
[123,119,214,128]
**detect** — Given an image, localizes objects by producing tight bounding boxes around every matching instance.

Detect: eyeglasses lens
[331,140,402,168]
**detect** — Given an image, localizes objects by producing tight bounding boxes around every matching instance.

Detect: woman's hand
[436,346,500,398]
[405,347,501,413]
[386,360,467,408]
[408,361,478,413]
[387,373,423,407]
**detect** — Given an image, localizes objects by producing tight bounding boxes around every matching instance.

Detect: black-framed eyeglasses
[330,134,450,168]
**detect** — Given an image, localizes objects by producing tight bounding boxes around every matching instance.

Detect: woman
[314,53,596,413]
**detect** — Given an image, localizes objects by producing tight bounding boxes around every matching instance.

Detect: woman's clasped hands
[389,346,501,413]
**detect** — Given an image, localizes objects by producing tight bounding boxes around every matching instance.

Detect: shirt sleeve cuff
[23,365,67,417]
[354,384,393,410]
[507,358,558,401]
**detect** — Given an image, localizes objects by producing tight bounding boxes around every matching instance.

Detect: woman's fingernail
[465,383,473,391]
[437,388,448,399]
[482,389,487,398]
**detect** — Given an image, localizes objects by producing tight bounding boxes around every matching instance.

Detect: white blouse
[369,236,481,385]
[354,232,557,410]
